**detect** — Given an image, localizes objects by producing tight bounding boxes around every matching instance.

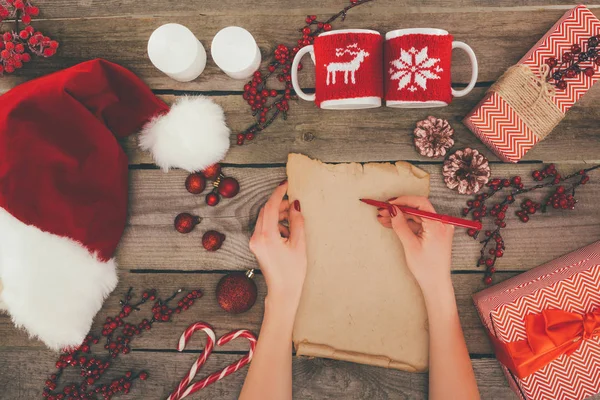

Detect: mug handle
[451,41,478,98]
[291,45,315,101]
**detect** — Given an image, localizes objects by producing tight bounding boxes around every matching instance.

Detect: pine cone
[414,116,455,158]
[443,148,491,195]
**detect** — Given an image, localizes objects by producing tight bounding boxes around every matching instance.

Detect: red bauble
[185,173,206,194]
[206,192,220,206]
[202,230,226,251]
[174,213,201,234]
[218,177,240,198]
[203,164,222,180]
[216,270,257,314]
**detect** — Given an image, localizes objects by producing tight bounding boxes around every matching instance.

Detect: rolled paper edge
[294,340,425,372]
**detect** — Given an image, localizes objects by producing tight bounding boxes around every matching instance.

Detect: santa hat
[0,59,230,350]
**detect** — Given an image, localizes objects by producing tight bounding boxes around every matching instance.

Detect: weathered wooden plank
[0,9,597,91]
[0,349,517,399]
[122,89,600,165]
[34,0,586,19]
[118,165,600,271]
[0,271,510,354]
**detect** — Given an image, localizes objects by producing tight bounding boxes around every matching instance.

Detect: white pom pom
[139,96,231,172]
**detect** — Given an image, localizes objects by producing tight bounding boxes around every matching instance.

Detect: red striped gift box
[473,241,600,400]
[464,5,600,163]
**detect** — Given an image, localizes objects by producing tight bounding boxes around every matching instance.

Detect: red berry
[139,372,148,380]
[21,14,31,24]
[467,228,477,237]
[484,276,493,285]
[571,43,581,54]
[43,48,56,57]
[323,23,332,31]
[584,67,595,77]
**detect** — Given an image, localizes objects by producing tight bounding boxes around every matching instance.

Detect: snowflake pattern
[389,47,443,92]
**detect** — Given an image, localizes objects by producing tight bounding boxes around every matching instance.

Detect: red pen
[360,198,482,231]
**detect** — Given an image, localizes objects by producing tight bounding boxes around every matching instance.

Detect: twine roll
[489,64,564,141]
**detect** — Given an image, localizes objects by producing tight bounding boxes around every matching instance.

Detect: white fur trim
[139,96,231,172]
[0,208,118,350]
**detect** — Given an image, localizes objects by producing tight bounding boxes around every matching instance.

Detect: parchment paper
[287,154,430,372]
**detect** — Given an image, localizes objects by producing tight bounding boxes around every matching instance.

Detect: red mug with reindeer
[291,29,383,109]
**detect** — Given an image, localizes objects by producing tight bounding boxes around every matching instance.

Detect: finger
[377,215,392,228]
[378,208,390,218]
[407,220,422,235]
[279,199,290,213]
[390,207,420,249]
[289,199,306,248]
[253,206,265,235]
[279,210,289,223]
[263,182,289,235]
[279,223,290,238]
[388,196,436,213]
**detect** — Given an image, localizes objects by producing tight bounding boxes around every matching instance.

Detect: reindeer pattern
[325,43,370,85]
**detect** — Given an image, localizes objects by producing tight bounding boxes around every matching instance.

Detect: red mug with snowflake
[291,29,383,109]
[384,28,478,108]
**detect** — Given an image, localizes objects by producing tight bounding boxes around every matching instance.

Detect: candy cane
[167,324,257,400]
[167,322,216,400]
[177,330,257,399]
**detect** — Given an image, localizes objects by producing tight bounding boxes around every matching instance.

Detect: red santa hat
[0,59,230,350]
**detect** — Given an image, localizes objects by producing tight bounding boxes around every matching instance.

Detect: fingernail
[279,179,288,186]
[294,199,301,212]
[388,205,397,217]
[388,197,397,202]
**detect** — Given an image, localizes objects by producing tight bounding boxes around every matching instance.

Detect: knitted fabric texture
[489,64,564,141]
[314,32,383,107]
[384,34,453,104]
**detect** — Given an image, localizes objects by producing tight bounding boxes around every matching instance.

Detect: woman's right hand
[376,196,455,297]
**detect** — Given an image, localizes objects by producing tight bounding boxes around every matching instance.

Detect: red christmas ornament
[202,164,222,180]
[202,230,226,251]
[174,213,201,234]
[185,173,206,194]
[216,270,257,314]
[218,177,240,198]
[205,192,220,207]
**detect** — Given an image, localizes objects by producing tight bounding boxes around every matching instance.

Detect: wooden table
[1,1,599,399]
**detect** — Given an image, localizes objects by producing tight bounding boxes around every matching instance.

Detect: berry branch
[42,287,202,400]
[545,34,600,89]
[237,0,374,144]
[0,0,58,75]
[462,164,599,285]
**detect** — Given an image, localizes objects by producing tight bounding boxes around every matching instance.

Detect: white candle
[211,26,261,80]
[148,23,207,82]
